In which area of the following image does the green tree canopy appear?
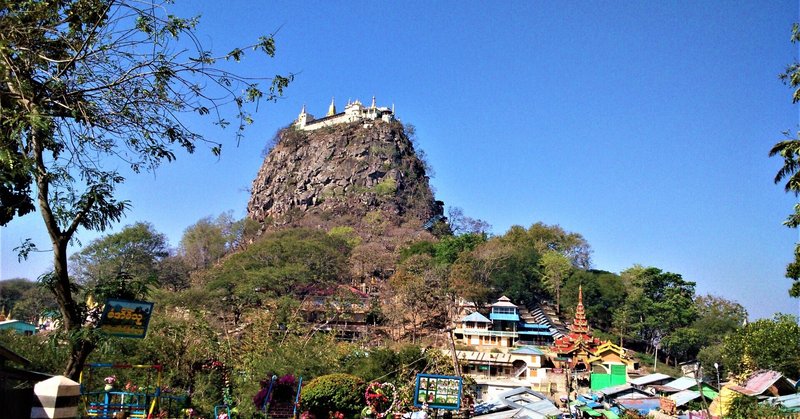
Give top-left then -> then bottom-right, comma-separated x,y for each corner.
300,373 -> 366,418
721,314 -> 800,379
0,0 -> 290,378
204,228 -> 352,310
620,266 -> 697,353
70,222 -> 169,301
539,250 -> 572,312
769,23 -> 800,298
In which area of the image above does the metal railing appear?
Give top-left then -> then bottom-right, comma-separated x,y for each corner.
453,328 -> 518,338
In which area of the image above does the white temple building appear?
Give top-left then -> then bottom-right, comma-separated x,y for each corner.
294,97 -> 395,131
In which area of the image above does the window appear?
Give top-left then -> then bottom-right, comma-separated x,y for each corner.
493,307 -> 517,315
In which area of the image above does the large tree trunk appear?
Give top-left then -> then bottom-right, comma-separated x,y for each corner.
34,130 -> 96,380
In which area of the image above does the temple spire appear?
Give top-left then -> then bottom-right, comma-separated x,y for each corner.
570,285 -> 590,335
327,97 -> 336,116
371,95 -> 376,109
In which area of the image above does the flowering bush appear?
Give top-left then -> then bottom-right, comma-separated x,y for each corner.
217,413 -> 229,419
124,381 -> 138,392
273,373 -> 297,402
364,382 -> 396,418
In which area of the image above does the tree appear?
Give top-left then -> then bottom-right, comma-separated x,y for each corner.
203,228 -> 351,323
539,250 -> 572,312
0,278 -> 36,314
0,0 -> 290,379
721,314 -> 800,379
770,23 -> 800,298
691,294 -> 747,345
179,215 -> 230,271
621,266 -> 697,354
387,254 -> 449,342
526,222 -> 592,269
70,222 -> 169,299
447,206 -> 491,235
156,255 -> 191,292
8,282 -> 59,323
561,270 -> 627,330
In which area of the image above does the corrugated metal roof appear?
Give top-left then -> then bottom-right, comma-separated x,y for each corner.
602,410 -> 620,419
511,346 -> 545,355
615,398 -> 661,414
766,393 -> 800,411
462,311 -> 492,323
520,323 -> 550,330
630,373 -> 673,386
598,383 -> 633,396
473,387 -> 559,418
516,331 -> 551,336
742,370 -> 788,394
669,390 -> 701,406
577,406 -> 602,416
663,376 -> 699,391
492,296 -> 518,307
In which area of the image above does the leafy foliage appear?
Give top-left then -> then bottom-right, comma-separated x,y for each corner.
300,373 -> 366,418
725,393 -> 791,419
179,212 -> 258,271
770,23 -> 800,298
204,228 -> 352,311
721,314 -> 800,379
0,0 -> 290,378
70,222 -> 168,301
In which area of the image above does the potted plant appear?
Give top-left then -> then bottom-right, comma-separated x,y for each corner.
104,375 -> 117,391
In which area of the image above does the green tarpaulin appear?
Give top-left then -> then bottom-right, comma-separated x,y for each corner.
577,406 -> 602,417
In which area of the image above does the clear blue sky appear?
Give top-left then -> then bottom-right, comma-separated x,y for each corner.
2,1 -> 799,319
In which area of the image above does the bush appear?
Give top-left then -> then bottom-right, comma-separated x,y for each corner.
301,373 -> 365,418
372,178 -> 397,197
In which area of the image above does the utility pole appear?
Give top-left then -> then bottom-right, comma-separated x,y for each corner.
446,328 -> 460,377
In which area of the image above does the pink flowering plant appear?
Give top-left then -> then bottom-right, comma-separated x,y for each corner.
363,382 -> 396,418
104,375 -> 117,385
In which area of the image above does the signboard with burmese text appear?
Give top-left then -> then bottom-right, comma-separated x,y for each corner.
98,299 -> 154,338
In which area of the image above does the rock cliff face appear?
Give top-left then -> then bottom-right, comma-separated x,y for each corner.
247,120 -> 443,234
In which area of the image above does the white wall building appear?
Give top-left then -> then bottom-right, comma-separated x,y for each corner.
295,97 -> 395,131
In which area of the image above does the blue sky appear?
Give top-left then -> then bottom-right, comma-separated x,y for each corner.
2,1 -> 799,319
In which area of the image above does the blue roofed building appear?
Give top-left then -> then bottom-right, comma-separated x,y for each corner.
0,320 -> 37,335
454,296 -> 556,349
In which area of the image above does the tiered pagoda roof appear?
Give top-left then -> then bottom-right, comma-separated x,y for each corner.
551,286 -> 602,365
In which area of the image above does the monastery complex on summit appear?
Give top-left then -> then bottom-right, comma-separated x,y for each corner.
295,97 -> 395,131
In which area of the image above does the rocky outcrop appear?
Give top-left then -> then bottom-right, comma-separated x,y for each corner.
247,119 -> 443,233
